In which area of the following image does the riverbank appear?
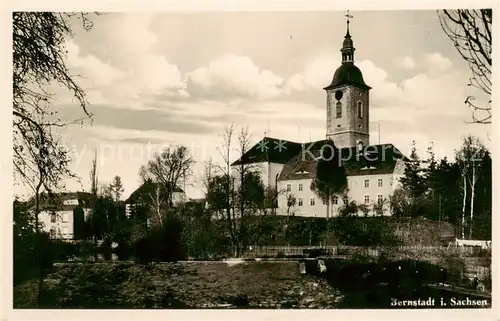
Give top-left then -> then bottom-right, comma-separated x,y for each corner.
14,261 -> 342,309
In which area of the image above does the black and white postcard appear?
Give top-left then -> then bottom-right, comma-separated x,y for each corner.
2,1 -> 498,321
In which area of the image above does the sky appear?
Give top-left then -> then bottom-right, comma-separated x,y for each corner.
12,10 -> 492,200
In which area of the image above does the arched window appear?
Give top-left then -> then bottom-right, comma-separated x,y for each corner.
357,101 -> 363,118
336,102 -> 342,118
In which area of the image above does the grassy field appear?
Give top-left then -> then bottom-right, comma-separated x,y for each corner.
14,261 -> 342,309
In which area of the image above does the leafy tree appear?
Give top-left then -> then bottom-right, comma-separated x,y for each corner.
206,174 -> 232,218
311,139 -> 347,218
239,171 -> 265,212
438,9 -> 492,124
108,176 -> 125,202
400,141 -> 426,200
339,199 -> 359,217
358,204 -> 370,217
372,198 -> 389,216
389,188 -> 410,218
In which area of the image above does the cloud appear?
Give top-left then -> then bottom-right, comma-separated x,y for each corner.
399,56 -> 416,70
424,52 -> 453,72
285,53 -> 337,92
187,54 -> 284,100
63,13 -> 187,108
66,40 -> 126,87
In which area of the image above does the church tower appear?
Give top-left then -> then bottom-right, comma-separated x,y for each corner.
324,12 -> 371,148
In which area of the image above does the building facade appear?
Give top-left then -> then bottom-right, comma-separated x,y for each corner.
231,16 -> 407,217
125,181 -> 186,218
38,192 -> 92,240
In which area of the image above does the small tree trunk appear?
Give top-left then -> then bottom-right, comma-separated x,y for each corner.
34,187 -> 44,307
469,166 -> 476,239
461,174 -> 467,239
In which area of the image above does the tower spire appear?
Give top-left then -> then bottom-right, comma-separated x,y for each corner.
341,10 -> 355,63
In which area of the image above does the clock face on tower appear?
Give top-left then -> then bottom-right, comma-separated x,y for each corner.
335,90 -> 343,101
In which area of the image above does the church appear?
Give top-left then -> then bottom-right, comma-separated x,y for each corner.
232,15 -> 407,217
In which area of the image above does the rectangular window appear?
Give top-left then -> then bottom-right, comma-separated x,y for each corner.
62,226 -> 69,236
364,179 -> 370,188
310,197 -> 315,206
343,195 -> 349,204
332,196 -> 338,205
62,212 -> 69,223
298,184 -> 303,191
377,194 -> 383,204
357,101 -> 363,118
298,198 -> 303,206
286,184 -> 291,192
336,102 -> 342,118
364,195 -> 370,204
378,178 -> 383,187
50,213 -> 56,223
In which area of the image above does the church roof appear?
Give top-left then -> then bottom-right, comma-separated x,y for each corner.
232,137 -> 407,172
231,137 -> 303,166
324,62 -> 371,90
278,143 -> 407,181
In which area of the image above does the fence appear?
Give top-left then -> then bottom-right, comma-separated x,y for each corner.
242,245 -> 491,259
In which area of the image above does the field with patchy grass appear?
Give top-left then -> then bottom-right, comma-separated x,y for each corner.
14,261 -> 342,309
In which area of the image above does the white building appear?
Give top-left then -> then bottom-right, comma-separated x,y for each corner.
231,17 -> 407,217
38,192 -> 92,240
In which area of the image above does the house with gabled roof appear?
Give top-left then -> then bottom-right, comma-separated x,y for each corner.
124,181 -> 186,218
231,17 -> 408,217
36,191 -> 93,240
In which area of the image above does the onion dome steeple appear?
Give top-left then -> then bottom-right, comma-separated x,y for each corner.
324,10 -> 371,91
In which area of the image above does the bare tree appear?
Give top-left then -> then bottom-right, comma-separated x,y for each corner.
88,149 -> 99,260
20,112 -> 76,305
216,124 -> 239,256
13,12 -> 99,189
235,127 -> 256,218
140,146 -> 194,207
438,9 -> 492,124
149,184 -> 166,227
201,157 -> 217,196
455,136 -> 488,239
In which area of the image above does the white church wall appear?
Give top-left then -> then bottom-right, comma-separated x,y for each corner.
231,162 -> 284,191
345,173 -> 394,215
277,178 -> 327,217
277,172 -> 396,217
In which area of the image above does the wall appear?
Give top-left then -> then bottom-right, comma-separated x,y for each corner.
326,85 -> 370,148
39,210 -> 74,240
277,178 -> 326,217
232,162 -> 284,191
277,173 -> 396,217
345,173 -> 394,215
